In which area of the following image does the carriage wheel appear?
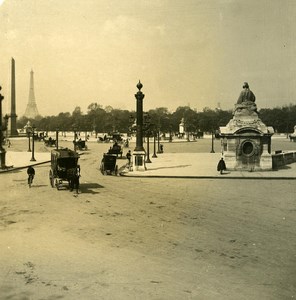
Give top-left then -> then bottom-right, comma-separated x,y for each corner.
55,179 -> 60,190
100,163 -> 104,175
49,170 -> 54,188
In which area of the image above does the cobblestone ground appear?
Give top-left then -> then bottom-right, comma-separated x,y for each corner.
0,137 -> 296,299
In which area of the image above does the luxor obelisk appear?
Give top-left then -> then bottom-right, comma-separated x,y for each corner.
9,57 -> 18,136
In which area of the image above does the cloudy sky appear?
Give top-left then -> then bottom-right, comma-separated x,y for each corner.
0,0 -> 295,117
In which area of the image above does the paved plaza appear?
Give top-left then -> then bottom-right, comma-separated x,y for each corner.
3,146 -> 296,179
0,137 -> 296,299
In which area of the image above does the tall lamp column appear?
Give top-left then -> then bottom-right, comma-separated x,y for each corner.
145,132 -> 152,163
144,113 -> 151,163
73,126 -> 77,152
152,127 -> 157,158
210,129 -> 215,153
133,81 -> 146,171
30,125 -> 36,161
157,129 -> 161,153
25,121 -> 32,152
4,114 -> 9,144
56,128 -> 59,150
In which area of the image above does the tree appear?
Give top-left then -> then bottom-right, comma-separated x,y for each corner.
86,102 -> 106,133
171,106 -> 199,135
71,106 -> 84,130
147,107 -> 171,133
197,108 -> 218,133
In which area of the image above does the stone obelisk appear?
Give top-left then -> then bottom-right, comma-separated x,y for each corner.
24,70 -> 39,119
9,57 -> 18,136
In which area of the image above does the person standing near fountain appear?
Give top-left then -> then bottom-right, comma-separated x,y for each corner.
217,157 -> 227,174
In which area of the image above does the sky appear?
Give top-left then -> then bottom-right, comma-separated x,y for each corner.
0,0 -> 295,117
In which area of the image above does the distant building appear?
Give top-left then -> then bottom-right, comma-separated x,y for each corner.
24,69 -> 39,119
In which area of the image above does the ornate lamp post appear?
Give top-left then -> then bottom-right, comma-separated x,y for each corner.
157,128 -> 161,154
25,121 -> 32,152
133,81 -> 146,171
210,129 -> 215,153
4,114 -> 9,143
73,125 -> 77,152
0,86 -> 7,169
145,131 -> 151,163
156,116 -> 162,154
152,125 -> 157,158
56,128 -> 59,150
186,123 -> 190,142
144,113 -> 151,163
169,124 -> 173,142
30,124 -> 36,161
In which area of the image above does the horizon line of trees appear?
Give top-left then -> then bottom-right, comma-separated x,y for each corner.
16,103 -> 296,135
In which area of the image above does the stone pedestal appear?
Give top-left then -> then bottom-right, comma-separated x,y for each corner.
0,148 -> 6,169
220,101 -> 274,171
133,150 -> 146,171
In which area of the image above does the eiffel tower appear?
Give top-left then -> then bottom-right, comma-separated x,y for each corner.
24,69 -> 39,118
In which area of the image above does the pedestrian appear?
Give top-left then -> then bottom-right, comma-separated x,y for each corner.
7,138 -> 11,147
27,165 -> 35,186
69,165 -> 81,194
160,144 -> 164,153
126,150 -> 131,169
217,157 -> 226,174
73,165 -> 81,194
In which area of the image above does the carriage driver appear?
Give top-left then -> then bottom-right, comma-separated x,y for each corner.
69,165 -> 81,194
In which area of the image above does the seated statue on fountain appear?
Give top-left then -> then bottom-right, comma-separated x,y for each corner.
234,82 -> 258,116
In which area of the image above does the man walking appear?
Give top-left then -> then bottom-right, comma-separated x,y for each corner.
217,157 -> 226,175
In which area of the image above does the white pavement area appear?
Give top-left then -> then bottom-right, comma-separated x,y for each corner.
121,152 -> 296,178
2,150 -> 296,178
5,151 -> 51,169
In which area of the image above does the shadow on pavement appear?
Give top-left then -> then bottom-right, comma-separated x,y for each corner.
147,164 -> 191,170
80,183 -> 104,194
0,169 -> 22,174
30,184 -> 48,188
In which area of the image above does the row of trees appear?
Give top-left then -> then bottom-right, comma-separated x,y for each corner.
16,103 -> 296,135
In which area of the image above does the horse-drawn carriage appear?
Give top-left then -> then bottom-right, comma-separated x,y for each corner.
100,153 -> 118,175
44,137 -> 56,147
49,148 -> 79,190
107,142 -> 123,158
73,139 -> 88,151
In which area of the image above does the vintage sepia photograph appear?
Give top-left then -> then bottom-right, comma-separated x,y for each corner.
0,0 -> 296,299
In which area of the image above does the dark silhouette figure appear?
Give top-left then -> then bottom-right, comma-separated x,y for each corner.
69,165 -> 80,194
126,150 -> 132,169
126,150 -> 131,162
27,165 -> 35,185
217,158 -> 226,174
